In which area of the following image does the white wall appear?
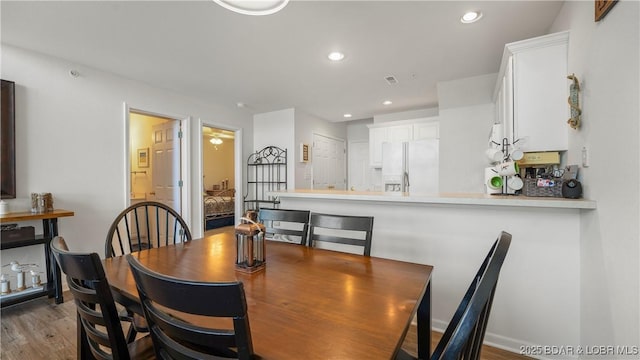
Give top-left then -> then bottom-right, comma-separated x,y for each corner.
437,74 -> 498,193
346,119 -> 372,142
550,0 -> 640,353
373,107 -> 438,123
294,109 -> 347,189
253,108 -> 347,191
253,108 -> 295,190
0,45 -> 252,267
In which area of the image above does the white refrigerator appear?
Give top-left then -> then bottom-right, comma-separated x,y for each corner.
381,139 -> 439,194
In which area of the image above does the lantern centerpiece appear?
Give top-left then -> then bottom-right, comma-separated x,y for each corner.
235,211 -> 266,273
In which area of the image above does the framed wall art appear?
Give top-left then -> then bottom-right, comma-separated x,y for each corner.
137,148 -> 149,168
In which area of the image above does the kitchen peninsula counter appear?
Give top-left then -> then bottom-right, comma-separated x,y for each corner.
267,188 -> 589,351
267,189 -> 596,209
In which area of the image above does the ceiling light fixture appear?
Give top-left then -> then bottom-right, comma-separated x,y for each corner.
213,0 -> 289,16
343,113 -> 352,118
383,100 -> 393,105
210,137 -> 223,145
461,11 -> 483,24
328,52 -> 345,61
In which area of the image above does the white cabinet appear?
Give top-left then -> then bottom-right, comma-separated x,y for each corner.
369,127 -> 388,168
413,122 -> 439,140
387,124 -> 413,143
495,31 -> 569,152
368,119 -> 438,167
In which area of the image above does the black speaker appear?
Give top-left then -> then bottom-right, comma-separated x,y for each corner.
562,179 -> 583,199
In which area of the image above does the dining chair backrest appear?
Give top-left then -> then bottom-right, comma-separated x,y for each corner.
105,201 -> 192,258
126,254 -> 255,360
50,236 -> 153,360
258,208 -> 310,245
396,231 -> 511,360
308,213 -> 374,256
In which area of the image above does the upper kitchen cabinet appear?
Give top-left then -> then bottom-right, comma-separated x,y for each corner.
495,31 -> 569,152
413,121 -> 440,140
368,118 -> 439,167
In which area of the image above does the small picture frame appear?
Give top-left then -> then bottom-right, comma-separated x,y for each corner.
595,0 -> 617,21
300,143 -> 309,162
137,148 -> 149,168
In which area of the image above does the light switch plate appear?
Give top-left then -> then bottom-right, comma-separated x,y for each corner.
582,147 -> 590,168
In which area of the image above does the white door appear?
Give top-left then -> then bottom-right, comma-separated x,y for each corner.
151,120 -> 181,212
348,141 -> 374,191
312,134 -> 346,190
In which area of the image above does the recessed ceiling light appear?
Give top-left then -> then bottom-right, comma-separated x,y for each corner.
213,0 -> 289,16
343,113 -> 352,118
383,100 -> 392,105
461,11 -> 483,24
328,52 -> 345,61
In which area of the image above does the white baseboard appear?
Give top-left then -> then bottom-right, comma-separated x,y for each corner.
431,318 -> 579,360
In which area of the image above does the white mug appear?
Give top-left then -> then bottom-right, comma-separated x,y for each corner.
484,167 -> 503,194
495,161 -> 519,176
507,176 -> 524,191
510,148 -> 524,161
485,148 -> 504,163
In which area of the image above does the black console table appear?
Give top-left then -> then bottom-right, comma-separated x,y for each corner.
0,209 -> 74,307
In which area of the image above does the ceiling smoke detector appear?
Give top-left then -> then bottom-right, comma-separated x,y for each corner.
384,75 -> 398,85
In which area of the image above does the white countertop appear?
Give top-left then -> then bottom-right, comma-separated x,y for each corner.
267,189 -> 596,209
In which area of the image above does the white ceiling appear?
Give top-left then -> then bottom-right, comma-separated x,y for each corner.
1,1 -> 563,122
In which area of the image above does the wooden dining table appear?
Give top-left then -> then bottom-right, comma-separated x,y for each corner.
103,232 -> 433,359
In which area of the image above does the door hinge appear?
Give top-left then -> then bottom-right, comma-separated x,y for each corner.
178,180 -> 183,187
178,130 -> 183,138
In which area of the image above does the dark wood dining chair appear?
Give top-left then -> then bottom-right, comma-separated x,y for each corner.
396,231 -> 512,360
258,208 -> 310,245
50,236 -> 154,360
105,201 -> 192,342
105,201 -> 192,258
308,213 -> 374,256
126,254 -> 255,360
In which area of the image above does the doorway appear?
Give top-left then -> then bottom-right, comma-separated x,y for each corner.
128,110 -> 183,212
202,126 -> 236,232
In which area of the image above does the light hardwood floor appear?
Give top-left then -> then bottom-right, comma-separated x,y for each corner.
1,291 -> 531,360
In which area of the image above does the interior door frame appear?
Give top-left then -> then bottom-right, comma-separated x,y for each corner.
123,102 -> 191,227
197,119 -> 243,238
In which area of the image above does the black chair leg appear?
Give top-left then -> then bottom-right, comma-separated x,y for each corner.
126,325 -> 137,343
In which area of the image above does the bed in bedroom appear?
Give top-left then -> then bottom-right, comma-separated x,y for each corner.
204,188 -> 235,230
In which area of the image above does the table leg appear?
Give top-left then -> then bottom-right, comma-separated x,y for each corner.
417,280 -> 432,359
42,218 -> 64,304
